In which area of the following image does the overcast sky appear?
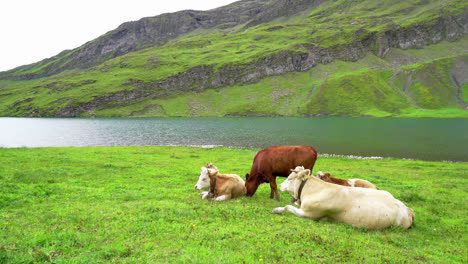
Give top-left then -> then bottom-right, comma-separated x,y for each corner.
0,0 -> 238,72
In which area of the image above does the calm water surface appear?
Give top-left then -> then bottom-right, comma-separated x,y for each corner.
0,117 -> 467,161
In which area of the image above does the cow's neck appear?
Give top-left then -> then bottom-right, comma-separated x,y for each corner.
209,177 -> 217,198
294,178 -> 308,201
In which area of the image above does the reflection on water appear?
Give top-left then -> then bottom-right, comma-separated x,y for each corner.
0,117 -> 467,161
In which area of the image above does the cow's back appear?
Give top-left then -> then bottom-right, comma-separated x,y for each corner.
333,188 -> 413,229
253,146 -> 317,176
216,174 -> 246,198
350,179 -> 379,189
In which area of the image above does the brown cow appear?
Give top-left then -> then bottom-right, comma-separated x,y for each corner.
317,171 -> 380,189
194,163 -> 246,201
245,145 -> 317,201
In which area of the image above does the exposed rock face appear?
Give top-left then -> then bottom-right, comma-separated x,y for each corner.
374,14 -> 468,58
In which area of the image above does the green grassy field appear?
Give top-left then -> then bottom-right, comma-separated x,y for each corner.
0,146 -> 466,263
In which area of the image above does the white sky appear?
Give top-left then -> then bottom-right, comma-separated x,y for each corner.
0,0 -> 238,72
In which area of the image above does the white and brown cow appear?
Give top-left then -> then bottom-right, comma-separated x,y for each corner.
317,171 -> 380,190
194,163 -> 246,201
273,167 -> 415,229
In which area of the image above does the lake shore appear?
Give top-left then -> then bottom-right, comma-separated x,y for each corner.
0,146 -> 466,263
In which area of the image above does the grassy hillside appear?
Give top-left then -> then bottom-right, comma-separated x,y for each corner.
69,42 -> 468,118
0,146 -> 466,263
0,0 -> 467,117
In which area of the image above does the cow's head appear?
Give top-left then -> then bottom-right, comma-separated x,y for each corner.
279,166 -> 310,195
245,172 -> 267,197
195,167 -> 218,190
316,171 -> 331,181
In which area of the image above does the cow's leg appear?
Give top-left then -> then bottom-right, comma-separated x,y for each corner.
200,192 -> 210,199
272,206 -> 286,214
283,205 -> 308,218
284,205 -> 324,220
214,194 -> 231,201
273,205 -> 308,217
269,177 -> 280,201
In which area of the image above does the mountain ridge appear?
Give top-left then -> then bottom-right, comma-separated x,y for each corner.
0,0 -> 324,80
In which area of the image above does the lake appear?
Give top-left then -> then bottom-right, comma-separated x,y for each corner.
0,117 -> 467,161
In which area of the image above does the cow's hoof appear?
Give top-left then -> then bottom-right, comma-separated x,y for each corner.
272,207 -> 285,214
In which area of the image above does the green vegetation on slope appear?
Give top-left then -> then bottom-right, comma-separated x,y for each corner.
83,50 -> 468,118
1,41 -> 467,118
0,0 -> 467,117
0,146 -> 466,263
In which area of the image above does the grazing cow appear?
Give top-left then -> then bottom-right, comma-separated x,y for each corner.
245,145 -> 317,201
272,167 -> 415,229
317,171 -> 380,190
194,163 -> 246,201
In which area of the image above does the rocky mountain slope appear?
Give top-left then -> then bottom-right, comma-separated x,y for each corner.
0,0 -> 467,117
0,0 -> 323,80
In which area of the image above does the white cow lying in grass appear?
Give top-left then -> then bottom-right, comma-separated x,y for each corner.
194,163 -> 246,201
273,166 -> 415,229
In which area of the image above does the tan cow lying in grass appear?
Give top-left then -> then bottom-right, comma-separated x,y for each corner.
273,166 -> 415,229
194,163 -> 246,201
317,171 -> 380,189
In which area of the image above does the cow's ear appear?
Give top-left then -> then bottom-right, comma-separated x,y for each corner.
245,173 -> 250,180
302,169 -> 311,179
208,169 -> 218,178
